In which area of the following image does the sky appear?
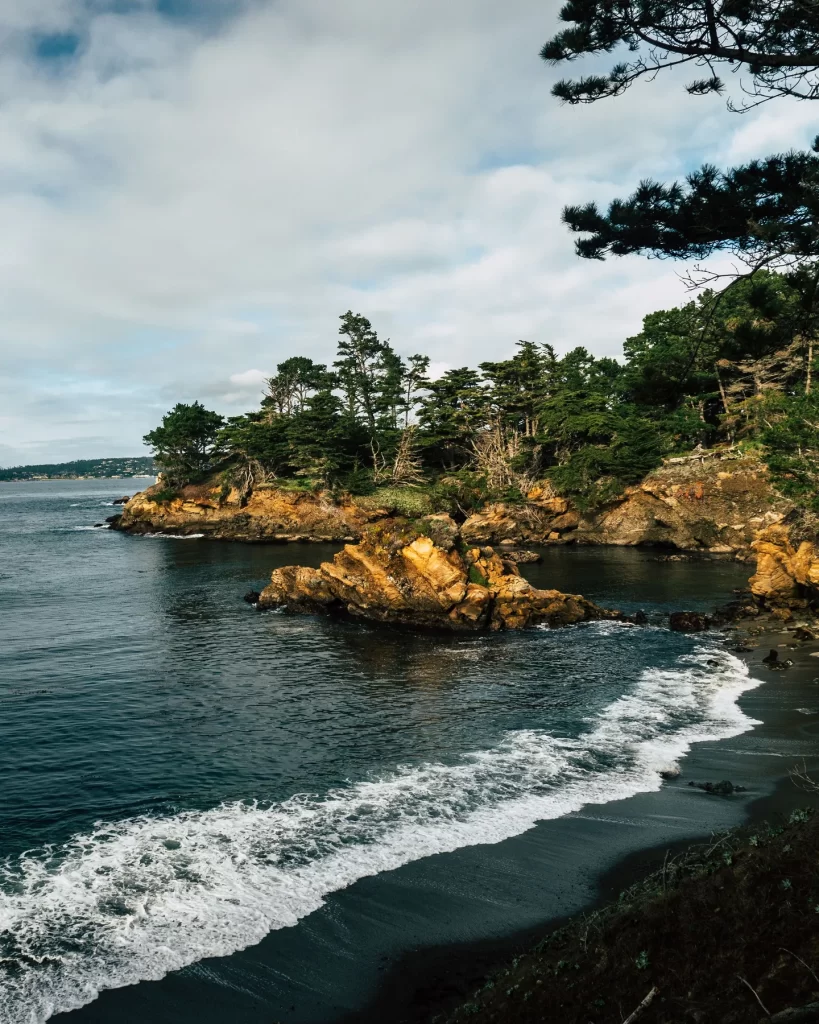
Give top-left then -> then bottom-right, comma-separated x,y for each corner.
0,0 -> 817,465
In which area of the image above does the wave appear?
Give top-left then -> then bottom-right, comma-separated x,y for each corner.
142,532 -> 205,540
0,643 -> 758,1023
71,525 -> 109,531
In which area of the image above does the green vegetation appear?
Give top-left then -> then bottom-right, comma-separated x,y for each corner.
144,282 -> 819,512
142,402 -> 225,488
0,457 -> 156,481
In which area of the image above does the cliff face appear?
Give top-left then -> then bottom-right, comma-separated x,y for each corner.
115,480 -> 382,541
258,514 -> 621,632
750,514 -> 819,611
462,455 -> 785,556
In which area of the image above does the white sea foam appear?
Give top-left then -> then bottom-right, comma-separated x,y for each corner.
142,532 -> 205,539
0,643 -> 758,1023
71,525 -> 109,531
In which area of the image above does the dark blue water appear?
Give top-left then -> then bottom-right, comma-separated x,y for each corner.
0,481 -> 755,1023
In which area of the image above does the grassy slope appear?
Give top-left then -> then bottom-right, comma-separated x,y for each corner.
443,810 -> 819,1024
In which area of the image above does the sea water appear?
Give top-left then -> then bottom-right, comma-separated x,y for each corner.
0,480 -> 756,1023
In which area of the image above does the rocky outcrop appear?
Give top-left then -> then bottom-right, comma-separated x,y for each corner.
463,455 -> 785,556
114,453 -> 783,557
258,514 -> 623,632
750,513 -> 819,612
114,479 -> 382,542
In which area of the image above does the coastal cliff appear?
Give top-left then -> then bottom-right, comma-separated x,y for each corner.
113,453 -> 784,557
462,454 -> 785,555
258,514 -> 622,631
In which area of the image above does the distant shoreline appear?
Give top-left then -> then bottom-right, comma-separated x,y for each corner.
0,475 -> 155,482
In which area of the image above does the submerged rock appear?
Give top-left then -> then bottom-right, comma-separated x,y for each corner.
257,514 -> 624,632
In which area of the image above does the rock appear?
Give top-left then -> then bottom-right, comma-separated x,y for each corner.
750,513 -> 819,611
257,515 -> 622,632
111,496 -> 131,505
793,626 -> 817,641
115,478 -> 381,542
659,765 -> 681,780
243,590 -> 261,605
632,609 -> 649,625
105,514 -> 121,524
688,780 -> 746,795
762,649 -> 780,664
500,549 -> 542,564
669,610 -> 712,632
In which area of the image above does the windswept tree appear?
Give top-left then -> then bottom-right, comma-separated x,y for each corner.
143,402 -> 224,486
400,354 -> 431,427
263,357 -> 333,418
561,144 -> 819,275
334,311 -> 392,434
541,0 -> 819,110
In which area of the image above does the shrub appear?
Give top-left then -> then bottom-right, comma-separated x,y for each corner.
355,486 -> 435,517
150,487 -> 178,504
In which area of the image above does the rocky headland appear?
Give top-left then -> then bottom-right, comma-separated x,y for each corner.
113,452 -> 784,557
257,514 -> 623,631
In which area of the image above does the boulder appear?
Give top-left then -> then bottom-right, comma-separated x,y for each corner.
500,549 -> 542,564
257,515 -> 623,632
669,610 -> 712,632
111,496 -> 130,505
750,515 -> 819,609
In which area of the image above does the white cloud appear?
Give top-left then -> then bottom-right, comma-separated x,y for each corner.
0,0 -> 815,463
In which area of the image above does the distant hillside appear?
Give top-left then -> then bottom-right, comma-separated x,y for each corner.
0,457 -> 157,481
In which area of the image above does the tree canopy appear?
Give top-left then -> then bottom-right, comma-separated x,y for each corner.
143,402 -> 225,486
541,0 -> 819,110
143,277 -> 819,513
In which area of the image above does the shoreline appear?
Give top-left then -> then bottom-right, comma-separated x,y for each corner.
347,623 -> 819,1024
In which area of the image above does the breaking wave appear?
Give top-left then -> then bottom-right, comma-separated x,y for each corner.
0,643 -> 758,1023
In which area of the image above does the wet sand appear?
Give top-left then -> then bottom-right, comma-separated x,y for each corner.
61,625 -> 819,1024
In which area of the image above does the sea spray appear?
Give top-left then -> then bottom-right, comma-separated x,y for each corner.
0,643 -> 758,1024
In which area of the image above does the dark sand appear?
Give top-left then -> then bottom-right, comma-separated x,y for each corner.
61,624 -> 819,1024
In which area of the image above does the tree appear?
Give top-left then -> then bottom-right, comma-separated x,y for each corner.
285,387 -> 367,486
400,353 -> 431,427
541,0 -> 819,110
416,367 -> 486,469
760,391 -> 819,511
219,412 -> 291,493
263,357 -> 333,418
562,145 -> 819,271
334,311 -> 391,434
143,402 -> 224,486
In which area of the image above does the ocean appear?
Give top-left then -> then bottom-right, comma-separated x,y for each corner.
0,480 -> 767,1023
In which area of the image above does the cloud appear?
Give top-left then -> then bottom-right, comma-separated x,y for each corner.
0,0 -> 815,463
